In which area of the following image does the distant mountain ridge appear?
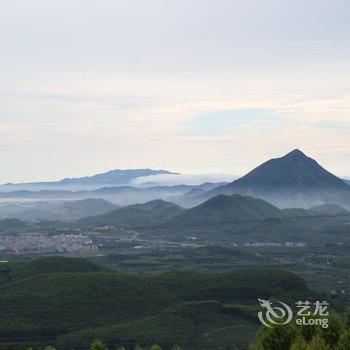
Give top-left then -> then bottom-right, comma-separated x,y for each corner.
0,169 -> 177,191
309,203 -> 349,215
0,183 -> 228,210
0,198 -> 118,221
198,149 -> 350,208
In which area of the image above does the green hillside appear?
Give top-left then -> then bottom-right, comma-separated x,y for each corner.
168,194 -> 286,227
0,256 -> 314,349
78,199 -> 184,228
0,256 -> 110,285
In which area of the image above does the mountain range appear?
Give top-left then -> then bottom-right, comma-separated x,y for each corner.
0,182 -> 225,209
0,198 -> 118,221
0,149 -> 349,222
0,169 -> 177,191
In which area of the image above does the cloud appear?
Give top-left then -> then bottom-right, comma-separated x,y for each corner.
132,173 -> 237,186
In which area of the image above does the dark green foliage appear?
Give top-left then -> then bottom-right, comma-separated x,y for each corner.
336,330 -> 350,350
255,325 -> 296,350
0,272 -> 178,337
0,256 -> 110,285
223,304 -> 261,323
168,194 -> 286,226
11,256 -> 110,280
56,307 -> 194,348
0,256 -> 312,349
317,313 -> 344,348
152,268 -> 310,303
306,336 -> 331,350
290,337 -> 307,350
253,308 -> 349,350
94,245 -> 264,273
91,339 -> 107,350
78,200 -> 184,228
149,345 -> 162,350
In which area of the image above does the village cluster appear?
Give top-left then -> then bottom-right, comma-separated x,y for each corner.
0,233 -> 95,253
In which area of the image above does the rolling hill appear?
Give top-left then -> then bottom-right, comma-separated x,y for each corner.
78,199 -> 185,228
0,218 -> 30,231
168,194 -> 286,226
199,149 -> 350,208
0,256 -> 110,285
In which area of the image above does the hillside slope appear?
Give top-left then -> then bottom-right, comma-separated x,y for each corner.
168,194 -> 285,226
78,199 -> 184,228
0,257 -> 311,348
0,256 -> 110,285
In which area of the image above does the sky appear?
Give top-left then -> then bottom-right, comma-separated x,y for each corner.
1,0 -> 350,183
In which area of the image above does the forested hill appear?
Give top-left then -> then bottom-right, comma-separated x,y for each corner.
0,256 -> 313,349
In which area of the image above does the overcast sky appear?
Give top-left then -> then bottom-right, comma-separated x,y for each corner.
1,0 -> 350,182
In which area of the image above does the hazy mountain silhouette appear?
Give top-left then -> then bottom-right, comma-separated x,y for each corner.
0,169 -> 177,191
2,198 -> 118,221
0,183 -> 225,207
196,149 -> 350,208
309,203 -> 349,215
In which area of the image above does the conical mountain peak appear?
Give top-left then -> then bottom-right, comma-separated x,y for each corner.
203,149 -> 350,208
284,149 -> 308,159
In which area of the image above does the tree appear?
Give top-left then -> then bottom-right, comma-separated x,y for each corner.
296,316 -> 318,342
290,337 -> 307,350
306,336 -> 330,350
134,345 -> 142,350
336,330 -> 350,350
254,325 -> 296,350
149,345 -> 162,350
346,308 -> 350,328
91,339 -> 108,350
317,313 -> 344,347
116,347 -> 126,350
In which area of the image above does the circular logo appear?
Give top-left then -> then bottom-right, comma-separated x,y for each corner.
258,298 -> 293,328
